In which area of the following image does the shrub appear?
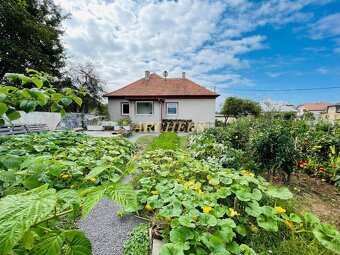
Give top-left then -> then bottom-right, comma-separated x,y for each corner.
249,122 -> 297,182
118,117 -> 132,126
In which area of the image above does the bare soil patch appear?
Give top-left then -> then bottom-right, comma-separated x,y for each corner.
288,173 -> 340,229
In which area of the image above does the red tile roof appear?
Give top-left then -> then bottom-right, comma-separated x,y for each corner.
104,73 -> 219,98
301,102 -> 332,111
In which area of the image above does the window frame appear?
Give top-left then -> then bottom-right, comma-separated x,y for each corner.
121,102 -> 130,115
166,102 -> 178,115
135,101 -> 154,115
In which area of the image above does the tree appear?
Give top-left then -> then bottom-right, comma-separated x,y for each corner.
221,97 -> 261,123
0,0 -> 66,77
65,62 -> 107,114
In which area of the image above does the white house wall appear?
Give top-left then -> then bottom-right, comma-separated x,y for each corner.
108,98 -> 215,128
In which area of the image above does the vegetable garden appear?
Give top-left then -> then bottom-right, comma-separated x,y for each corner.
0,100 -> 339,254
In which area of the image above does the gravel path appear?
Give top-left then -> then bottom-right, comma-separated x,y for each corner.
78,133 -> 155,255
78,199 -> 141,255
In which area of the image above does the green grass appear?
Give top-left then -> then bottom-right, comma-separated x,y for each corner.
146,132 -> 180,151
135,135 -> 157,149
179,135 -> 189,149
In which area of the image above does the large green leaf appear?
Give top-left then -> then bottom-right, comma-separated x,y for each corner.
107,184 -> 138,210
199,213 -> 217,227
31,77 -> 43,89
265,186 -> 293,200
29,232 -> 64,255
160,243 -> 184,255
6,108 -> 21,121
63,230 -> 92,255
85,165 -> 110,179
0,171 -> 16,182
0,189 -> 57,254
170,227 -> 194,244
0,102 -> 8,115
0,154 -> 22,170
20,99 -> 37,113
82,186 -> 106,218
256,215 -> 278,232
313,224 -> 340,254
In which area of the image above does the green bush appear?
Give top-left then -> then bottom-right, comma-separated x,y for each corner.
249,122 -> 297,182
146,132 -> 180,151
123,223 -> 150,255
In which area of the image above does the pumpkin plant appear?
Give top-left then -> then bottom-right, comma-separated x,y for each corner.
132,149 -> 340,255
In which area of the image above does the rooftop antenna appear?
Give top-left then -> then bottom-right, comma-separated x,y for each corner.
214,86 -> 216,92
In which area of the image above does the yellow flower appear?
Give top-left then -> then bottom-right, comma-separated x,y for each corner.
198,189 -> 204,195
274,206 -> 286,214
240,170 -> 254,177
284,219 -> 294,229
151,190 -> 159,195
229,208 -> 240,217
145,204 -> 153,212
192,215 -> 198,220
165,216 -> 171,222
249,223 -> 259,233
61,173 -> 71,179
203,206 -> 212,214
90,177 -> 96,182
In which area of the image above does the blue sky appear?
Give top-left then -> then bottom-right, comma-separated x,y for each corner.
55,0 -> 340,107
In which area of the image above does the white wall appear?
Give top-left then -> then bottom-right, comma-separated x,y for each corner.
108,98 -> 216,130
8,111 -> 62,130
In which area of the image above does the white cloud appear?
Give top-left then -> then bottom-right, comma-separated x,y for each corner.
266,72 -> 286,78
316,67 -> 329,74
53,0 -> 329,92
309,13 -> 340,39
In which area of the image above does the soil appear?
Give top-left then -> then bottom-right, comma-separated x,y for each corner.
288,173 -> 340,229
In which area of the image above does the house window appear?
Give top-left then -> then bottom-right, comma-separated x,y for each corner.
136,101 -> 153,115
121,102 -> 130,115
167,102 -> 178,115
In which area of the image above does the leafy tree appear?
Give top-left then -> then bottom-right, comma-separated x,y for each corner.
0,69 -> 82,126
64,62 -> 107,114
221,97 -> 261,123
303,111 -> 315,120
0,0 -> 66,77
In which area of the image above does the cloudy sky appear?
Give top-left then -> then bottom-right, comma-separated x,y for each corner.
54,0 -> 340,107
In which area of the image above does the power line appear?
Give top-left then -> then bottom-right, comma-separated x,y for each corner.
226,86 -> 340,92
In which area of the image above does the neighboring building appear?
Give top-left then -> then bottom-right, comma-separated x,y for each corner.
296,102 -> 332,119
322,104 -> 340,122
260,98 -> 296,112
104,71 -> 219,131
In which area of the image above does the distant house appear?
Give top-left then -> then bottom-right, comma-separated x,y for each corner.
296,102 -> 332,119
104,71 -> 219,131
322,104 -> 340,122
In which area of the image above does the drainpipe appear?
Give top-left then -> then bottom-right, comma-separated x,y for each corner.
158,98 -> 164,131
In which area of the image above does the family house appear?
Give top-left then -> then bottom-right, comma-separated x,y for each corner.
322,104 -> 340,122
104,71 -> 219,131
296,102 -> 332,119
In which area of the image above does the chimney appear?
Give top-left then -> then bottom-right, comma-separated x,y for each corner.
145,71 -> 150,80
182,72 -> 186,79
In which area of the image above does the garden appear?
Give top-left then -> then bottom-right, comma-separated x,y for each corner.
0,71 -> 339,255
